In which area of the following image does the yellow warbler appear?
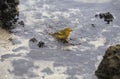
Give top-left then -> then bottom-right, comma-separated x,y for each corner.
49,27 -> 72,42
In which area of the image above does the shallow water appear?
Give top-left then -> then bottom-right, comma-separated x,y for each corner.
0,0 -> 120,79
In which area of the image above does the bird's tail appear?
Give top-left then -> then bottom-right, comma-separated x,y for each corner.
48,33 -> 54,36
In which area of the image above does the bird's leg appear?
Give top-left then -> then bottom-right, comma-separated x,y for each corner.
58,39 -> 69,44
62,39 -> 69,44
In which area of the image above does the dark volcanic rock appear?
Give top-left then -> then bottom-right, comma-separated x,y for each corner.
95,12 -> 114,24
7,0 -> 19,5
95,44 -> 120,79
0,0 -> 19,30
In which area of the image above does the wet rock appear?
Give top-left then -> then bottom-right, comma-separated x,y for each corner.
95,44 -> 120,79
37,41 -> 45,48
29,38 -> 37,43
0,53 -> 21,62
18,20 -> 24,27
29,38 -> 45,48
12,46 -> 28,52
41,67 -> 54,75
10,59 -> 37,77
95,12 -> 114,24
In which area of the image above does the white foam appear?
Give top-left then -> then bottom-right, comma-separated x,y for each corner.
0,61 -> 14,79
76,75 -> 84,79
33,61 -> 68,79
45,74 -> 68,79
74,0 -> 112,3
61,45 -> 78,51
95,55 -> 103,69
89,37 -> 106,49
19,4 -> 28,11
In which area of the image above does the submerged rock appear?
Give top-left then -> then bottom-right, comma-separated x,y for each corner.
29,38 -> 38,43
95,12 -> 114,24
29,38 -> 45,48
37,41 -> 45,48
95,44 -> 120,79
18,20 -> 24,27
91,24 -> 96,27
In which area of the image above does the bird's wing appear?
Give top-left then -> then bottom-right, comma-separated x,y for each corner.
57,31 -> 63,35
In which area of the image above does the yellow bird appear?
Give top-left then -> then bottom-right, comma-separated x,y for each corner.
49,27 -> 72,42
